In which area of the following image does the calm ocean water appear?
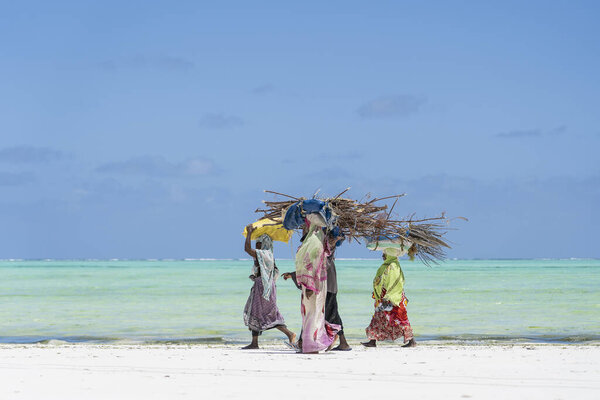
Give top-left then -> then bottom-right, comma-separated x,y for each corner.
1,259 -> 599,345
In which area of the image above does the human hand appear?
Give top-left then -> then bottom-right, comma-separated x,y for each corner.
381,300 -> 393,311
246,224 -> 254,234
282,272 -> 292,280
305,289 -> 314,299
328,236 -> 338,248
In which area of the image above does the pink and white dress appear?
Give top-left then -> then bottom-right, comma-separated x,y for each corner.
295,227 -> 340,353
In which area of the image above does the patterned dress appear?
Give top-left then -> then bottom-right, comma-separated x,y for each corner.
296,227 -> 340,352
365,291 -> 413,342
365,255 -> 414,343
243,266 -> 286,333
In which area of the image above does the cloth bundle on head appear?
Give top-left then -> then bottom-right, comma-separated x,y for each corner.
328,226 -> 345,247
242,219 -> 292,243
366,236 -> 413,257
254,234 -> 276,300
283,199 -> 335,230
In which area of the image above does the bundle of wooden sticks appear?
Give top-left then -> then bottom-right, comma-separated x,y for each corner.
256,189 -> 465,264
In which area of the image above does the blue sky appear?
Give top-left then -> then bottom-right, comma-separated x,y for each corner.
1,1 -> 598,259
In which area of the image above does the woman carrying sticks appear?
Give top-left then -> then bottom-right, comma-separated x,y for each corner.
323,229 -> 351,351
283,228 -> 351,351
242,224 -> 296,349
293,216 -> 340,353
362,247 -> 417,348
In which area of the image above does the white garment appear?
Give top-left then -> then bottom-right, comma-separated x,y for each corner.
255,249 -> 277,300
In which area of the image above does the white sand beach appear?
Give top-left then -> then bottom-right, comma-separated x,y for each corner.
1,343 -> 599,399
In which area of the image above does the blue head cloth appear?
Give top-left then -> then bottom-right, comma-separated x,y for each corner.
283,199 -> 335,230
330,226 -> 345,247
283,201 -> 305,230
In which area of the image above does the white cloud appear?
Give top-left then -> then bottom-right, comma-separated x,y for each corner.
198,113 -> 244,129
357,95 -> 426,118
96,156 -> 217,178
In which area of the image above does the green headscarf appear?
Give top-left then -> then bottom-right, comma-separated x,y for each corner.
372,253 -> 405,306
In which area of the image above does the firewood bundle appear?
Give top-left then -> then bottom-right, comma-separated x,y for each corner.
255,189 -> 464,264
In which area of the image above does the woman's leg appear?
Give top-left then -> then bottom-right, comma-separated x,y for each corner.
396,296 -> 415,347
363,309 -> 385,347
325,292 -> 351,350
275,325 -> 296,343
241,330 -> 260,349
336,333 -> 351,350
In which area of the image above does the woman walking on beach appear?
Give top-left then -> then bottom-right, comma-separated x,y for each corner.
323,231 -> 351,351
242,224 -> 295,349
295,218 -> 340,353
362,248 -> 416,348
282,230 -> 350,351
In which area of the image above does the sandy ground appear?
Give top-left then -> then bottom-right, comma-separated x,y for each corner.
1,343 -> 599,399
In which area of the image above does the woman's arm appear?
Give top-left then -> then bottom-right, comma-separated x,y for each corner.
283,272 -> 312,296
282,272 -> 301,289
244,224 -> 257,259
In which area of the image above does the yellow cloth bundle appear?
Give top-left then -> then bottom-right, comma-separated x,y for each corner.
242,219 -> 293,243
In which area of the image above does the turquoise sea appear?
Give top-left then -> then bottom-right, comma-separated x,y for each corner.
1,259 -> 599,344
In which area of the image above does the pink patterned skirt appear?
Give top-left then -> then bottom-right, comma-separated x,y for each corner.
300,282 -> 340,353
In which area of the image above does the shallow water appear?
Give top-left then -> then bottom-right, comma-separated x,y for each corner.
1,259 -> 599,344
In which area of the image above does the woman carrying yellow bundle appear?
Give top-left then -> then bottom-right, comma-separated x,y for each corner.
242,224 -> 295,349
362,247 -> 417,348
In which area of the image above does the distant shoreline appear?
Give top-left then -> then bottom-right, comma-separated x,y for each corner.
2,258 -> 599,262
2,335 -> 599,346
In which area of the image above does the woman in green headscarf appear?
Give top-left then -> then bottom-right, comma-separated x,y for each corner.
362,246 -> 417,348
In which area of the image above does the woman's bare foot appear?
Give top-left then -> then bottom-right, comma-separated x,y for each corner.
332,344 -> 352,351
326,334 -> 339,351
332,334 -> 351,350
283,333 -> 299,351
241,343 -> 259,349
288,332 -> 297,345
361,339 -> 376,348
401,338 -> 417,348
